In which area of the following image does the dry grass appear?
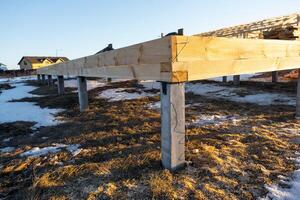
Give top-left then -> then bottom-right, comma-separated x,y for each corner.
0,79 -> 299,199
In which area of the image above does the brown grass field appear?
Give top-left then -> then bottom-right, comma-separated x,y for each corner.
0,79 -> 300,199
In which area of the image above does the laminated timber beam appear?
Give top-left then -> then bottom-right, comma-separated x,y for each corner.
37,36 -> 300,83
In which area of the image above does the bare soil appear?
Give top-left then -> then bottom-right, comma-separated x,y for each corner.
0,80 -> 299,200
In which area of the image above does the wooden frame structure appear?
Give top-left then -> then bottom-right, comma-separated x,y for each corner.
196,13 -> 300,39
38,35 -> 300,82
37,14 -> 300,171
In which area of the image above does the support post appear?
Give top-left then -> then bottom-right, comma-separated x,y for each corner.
272,71 -> 278,83
37,74 -> 41,82
233,75 -> 240,86
160,82 -> 185,170
296,69 -> 300,119
41,74 -> 46,84
57,75 -> 65,95
77,76 -> 89,111
222,76 -> 227,83
106,77 -> 112,83
47,75 -> 53,86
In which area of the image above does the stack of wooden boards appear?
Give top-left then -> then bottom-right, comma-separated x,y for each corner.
263,26 -> 298,40
196,13 -> 300,40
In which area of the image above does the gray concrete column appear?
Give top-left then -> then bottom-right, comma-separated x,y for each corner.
233,75 -> 240,86
106,77 -> 112,83
272,71 -> 278,83
41,74 -> 46,84
57,75 -> 65,95
160,82 -> 185,170
37,74 -> 41,82
296,69 -> 300,119
77,76 -> 89,111
47,75 -> 53,86
222,76 -> 227,83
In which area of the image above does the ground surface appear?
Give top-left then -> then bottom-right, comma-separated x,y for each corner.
0,77 -> 300,200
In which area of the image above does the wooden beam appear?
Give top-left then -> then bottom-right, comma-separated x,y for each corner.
37,36 -> 300,83
172,36 -> 300,82
38,36 -> 173,82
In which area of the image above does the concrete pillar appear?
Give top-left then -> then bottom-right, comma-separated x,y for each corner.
57,75 -> 65,95
106,77 -> 112,83
296,69 -> 300,119
222,76 -> 227,83
160,82 -> 185,170
233,75 -> 240,86
47,75 -> 53,86
37,74 -> 41,82
272,71 -> 278,83
77,76 -> 89,111
41,74 -> 46,84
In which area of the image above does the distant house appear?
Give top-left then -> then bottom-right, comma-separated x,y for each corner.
0,63 -> 7,71
18,56 -> 69,70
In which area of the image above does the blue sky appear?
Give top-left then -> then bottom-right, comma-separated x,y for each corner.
1,0 -> 300,69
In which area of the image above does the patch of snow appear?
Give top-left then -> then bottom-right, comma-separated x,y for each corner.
186,82 -> 295,106
262,156 -> 300,200
147,102 -> 161,110
66,144 -> 82,156
0,81 -> 63,127
187,114 -> 240,127
98,88 -> 157,102
20,143 -> 81,157
140,80 -> 161,90
3,137 -> 12,142
0,76 -> 36,84
62,79 -> 106,91
20,146 -> 61,157
146,102 -> 203,110
0,147 -> 15,153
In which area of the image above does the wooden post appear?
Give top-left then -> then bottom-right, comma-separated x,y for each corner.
37,74 -> 41,82
296,69 -> 300,119
41,74 -> 46,84
57,75 -> 65,95
233,75 -> 240,86
160,82 -> 185,170
77,76 -> 89,111
222,76 -> 227,83
272,71 -> 278,83
47,75 -> 53,86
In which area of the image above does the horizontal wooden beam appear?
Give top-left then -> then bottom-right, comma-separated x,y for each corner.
37,36 -> 300,83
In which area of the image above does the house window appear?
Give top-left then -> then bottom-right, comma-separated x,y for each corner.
24,61 -> 27,65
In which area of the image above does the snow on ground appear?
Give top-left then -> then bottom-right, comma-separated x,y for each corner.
140,80 -> 161,90
98,88 -> 157,102
262,152 -> 300,200
0,76 -> 36,84
186,82 -> 295,106
0,77 -> 63,127
61,78 -> 106,91
20,143 -> 81,157
187,114 -> 240,127
0,147 -> 15,153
